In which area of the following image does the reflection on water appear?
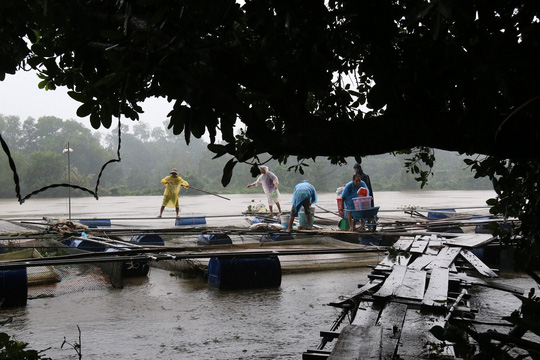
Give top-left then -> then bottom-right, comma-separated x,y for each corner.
4,267 -> 373,360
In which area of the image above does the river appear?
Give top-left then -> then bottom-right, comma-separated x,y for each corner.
0,190 -> 533,359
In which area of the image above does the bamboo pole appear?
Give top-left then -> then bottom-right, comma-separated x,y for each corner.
185,186 -> 230,200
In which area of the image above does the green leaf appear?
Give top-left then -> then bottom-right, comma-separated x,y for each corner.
90,112 -> 101,129
67,91 -> 90,103
221,158 -> 237,187
76,103 -> 93,117
208,144 -> 229,159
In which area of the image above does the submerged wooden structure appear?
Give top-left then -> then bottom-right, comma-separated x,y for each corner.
303,233 -> 529,359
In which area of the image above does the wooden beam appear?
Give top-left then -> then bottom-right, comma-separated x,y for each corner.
422,267 -> 449,308
459,249 -> 498,278
395,268 -> 426,301
379,302 -> 408,359
374,265 -> 407,298
327,324 -> 381,360
397,309 -> 455,359
443,233 -> 494,248
426,246 -> 461,269
410,236 -> 429,254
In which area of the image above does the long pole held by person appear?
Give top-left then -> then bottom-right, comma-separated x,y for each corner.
185,185 -> 230,201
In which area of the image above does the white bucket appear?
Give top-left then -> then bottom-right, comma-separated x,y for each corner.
280,215 -> 290,229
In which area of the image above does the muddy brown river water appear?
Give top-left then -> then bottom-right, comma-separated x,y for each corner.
1,191 -> 534,359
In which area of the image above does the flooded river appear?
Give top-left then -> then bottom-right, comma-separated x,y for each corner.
1,190 -> 534,359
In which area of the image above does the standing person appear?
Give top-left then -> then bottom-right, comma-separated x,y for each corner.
340,174 -> 369,231
246,165 -> 282,217
286,180 -> 317,232
353,163 -> 374,206
158,168 -> 189,218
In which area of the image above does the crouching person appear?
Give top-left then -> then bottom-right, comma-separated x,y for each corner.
286,181 -> 317,232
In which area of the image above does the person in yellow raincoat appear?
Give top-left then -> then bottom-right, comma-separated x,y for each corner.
158,168 -> 189,218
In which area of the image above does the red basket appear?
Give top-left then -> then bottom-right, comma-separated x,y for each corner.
336,198 -> 344,217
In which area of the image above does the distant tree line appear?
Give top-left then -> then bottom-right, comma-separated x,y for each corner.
0,114 -> 492,199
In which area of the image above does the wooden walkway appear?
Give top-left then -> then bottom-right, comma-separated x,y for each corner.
303,233 -> 526,359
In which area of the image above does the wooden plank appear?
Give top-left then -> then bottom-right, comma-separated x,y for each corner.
449,273 -> 525,295
327,324 -> 381,360
378,302 -> 408,360
410,236 -> 429,254
459,249 -> 498,278
351,304 -> 382,326
374,255 -> 396,271
395,268 -> 427,301
407,255 -> 435,271
425,246 -> 461,269
320,331 -> 341,340
329,279 -> 383,308
374,254 -> 410,271
392,237 -> 414,251
373,265 -> 407,298
303,350 -> 331,360
443,233 -> 494,248
425,238 -> 443,256
422,267 -> 449,308
396,309 -> 455,359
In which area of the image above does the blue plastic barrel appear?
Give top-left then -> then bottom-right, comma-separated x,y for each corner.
0,268 -> 28,307
68,238 -> 107,252
260,233 -> 294,242
130,234 -> 165,246
79,219 -> 111,228
175,217 -> 206,226
104,248 -> 150,277
473,217 -> 492,234
427,209 -> 456,219
197,234 -> 232,246
207,256 -> 282,289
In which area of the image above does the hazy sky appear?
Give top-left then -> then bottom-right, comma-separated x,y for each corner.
0,69 -> 172,132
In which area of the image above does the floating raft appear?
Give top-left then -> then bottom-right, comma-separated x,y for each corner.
303,233 -> 527,360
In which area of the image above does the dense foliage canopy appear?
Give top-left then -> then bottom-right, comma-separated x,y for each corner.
1,1 -> 540,171
0,0 -> 539,269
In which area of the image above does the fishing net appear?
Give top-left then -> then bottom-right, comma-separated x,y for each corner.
27,263 -> 112,298
0,241 -> 115,300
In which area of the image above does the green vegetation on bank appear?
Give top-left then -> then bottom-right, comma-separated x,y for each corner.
1,114 -> 491,199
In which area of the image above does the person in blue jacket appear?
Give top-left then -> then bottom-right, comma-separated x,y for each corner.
339,174 -> 369,231
286,180 -> 317,232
